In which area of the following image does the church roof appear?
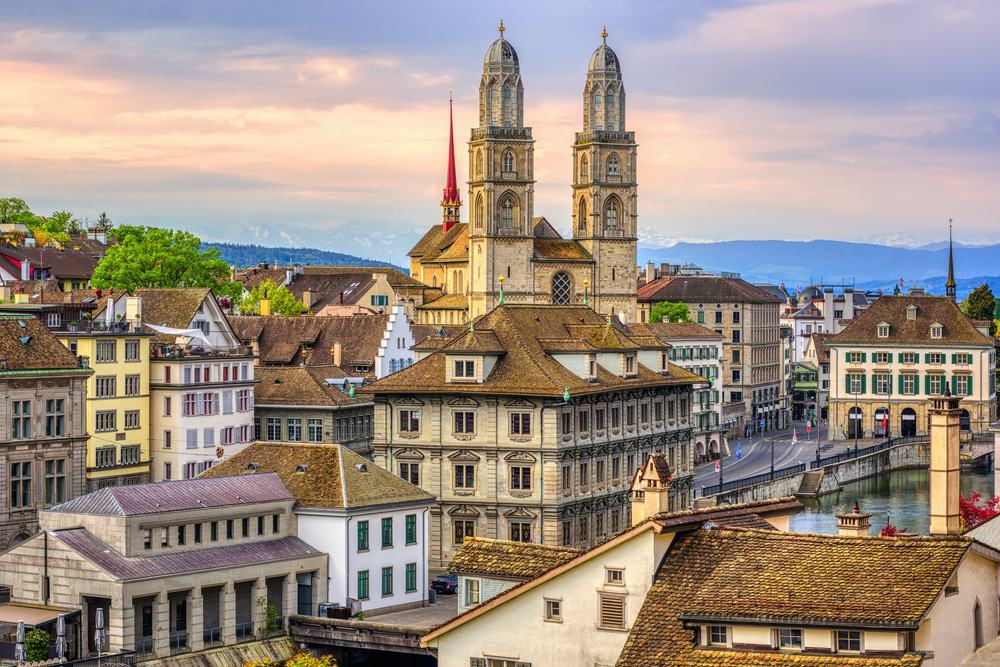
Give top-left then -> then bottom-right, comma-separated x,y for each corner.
533,239 -> 592,262
588,41 -> 621,77
484,33 -> 519,69
408,222 -> 468,261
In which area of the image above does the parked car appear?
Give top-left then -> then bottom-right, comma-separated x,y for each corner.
431,573 -> 458,594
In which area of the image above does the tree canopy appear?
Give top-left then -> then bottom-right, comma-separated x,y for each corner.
0,197 -> 85,245
239,278 -> 308,316
649,301 -> 693,324
92,225 -> 231,291
961,283 -> 997,336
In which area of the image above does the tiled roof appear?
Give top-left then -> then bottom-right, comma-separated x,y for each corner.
533,239 -> 592,261
411,324 -> 467,349
830,295 -> 992,346
133,288 -> 211,333
449,537 -> 582,580
409,223 -> 469,261
652,497 -> 803,531
415,294 -> 470,311
638,276 -> 783,304
616,528 -> 969,667
254,365 -> 362,407
52,529 -> 319,581
809,332 -> 834,364
440,330 -> 506,354
365,305 -> 704,398
0,245 -> 100,279
630,322 -> 723,340
47,473 -> 292,516
0,314 -> 83,371
229,314 -> 388,371
200,442 -> 433,509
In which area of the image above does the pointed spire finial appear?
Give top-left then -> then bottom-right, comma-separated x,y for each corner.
601,26 -> 608,44
440,89 -> 461,230
498,19 -> 505,37
945,218 -> 957,302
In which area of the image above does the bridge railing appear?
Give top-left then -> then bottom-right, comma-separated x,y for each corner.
701,462 -> 805,496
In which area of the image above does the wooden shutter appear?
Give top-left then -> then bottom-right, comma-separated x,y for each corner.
898,352 -> 904,362
845,374 -> 851,392
951,353 -> 957,363
860,374 -> 867,394
951,375 -> 958,395
599,594 -> 626,629
925,353 -> 930,363
898,374 -> 905,394
967,376 -> 974,396
861,352 -> 867,362
925,375 -> 930,394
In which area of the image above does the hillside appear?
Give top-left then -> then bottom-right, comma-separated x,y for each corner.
204,243 -> 398,270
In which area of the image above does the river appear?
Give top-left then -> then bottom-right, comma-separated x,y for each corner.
790,467 -> 995,536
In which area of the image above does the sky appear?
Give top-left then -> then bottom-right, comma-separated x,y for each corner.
2,0 -> 999,263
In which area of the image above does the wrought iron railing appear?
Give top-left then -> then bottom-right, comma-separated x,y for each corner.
168,631 -> 188,651
203,627 -> 223,646
235,621 -> 254,639
701,462 -> 806,496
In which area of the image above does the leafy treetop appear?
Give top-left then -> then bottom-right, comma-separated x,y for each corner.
960,283 -> 997,336
649,301 -> 693,324
240,278 -> 308,316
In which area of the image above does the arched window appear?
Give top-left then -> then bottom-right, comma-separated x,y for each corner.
488,89 -> 498,125
974,600 -> 984,649
456,271 -> 464,294
593,92 -> 602,129
431,275 -> 438,287
606,94 -> 616,130
607,154 -> 620,177
551,271 -> 571,305
475,150 -> 483,179
499,196 -> 515,230
605,197 -> 620,229
502,87 -> 512,127
578,198 -> 588,235
580,154 -> 589,180
502,151 -> 515,173
474,194 -> 484,232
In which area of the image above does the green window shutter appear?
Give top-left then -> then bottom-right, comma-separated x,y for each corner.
898,374 -> 905,394
924,353 -> 930,363
861,374 -> 867,394
924,375 -> 930,394
897,352 -> 904,363
951,353 -> 957,363
845,351 -> 851,362
967,376 -> 974,396
861,352 -> 867,362
951,375 -> 958,395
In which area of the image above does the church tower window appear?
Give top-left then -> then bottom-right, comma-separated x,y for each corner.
552,272 -> 571,305
605,197 -> 620,229
476,150 -> 483,179
503,87 -> 513,126
502,151 -> 516,174
499,196 -> 515,231
474,194 -> 484,233
578,198 -> 588,235
607,154 -> 620,177
580,154 -> 589,180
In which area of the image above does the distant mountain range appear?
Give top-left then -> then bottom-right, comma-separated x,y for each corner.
204,243 -> 397,270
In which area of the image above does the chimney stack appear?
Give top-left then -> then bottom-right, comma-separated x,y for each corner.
836,501 -> 872,537
629,454 -> 672,526
303,289 -> 314,309
259,297 -> 271,317
645,261 -> 655,285
332,342 -> 343,368
929,388 -> 962,535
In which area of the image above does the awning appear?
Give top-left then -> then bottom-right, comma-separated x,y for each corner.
0,603 -> 78,627
143,323 -> 212,346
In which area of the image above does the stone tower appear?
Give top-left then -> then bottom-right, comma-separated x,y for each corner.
468,21 -> 536,318
572,28 -> 638,321
629,454 -> 672,525
929,388 -> 962,535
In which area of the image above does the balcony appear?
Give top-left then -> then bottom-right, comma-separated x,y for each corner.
59,320 -> 146,335
168,631 -> 188,654
151,343 -> 254,360
471,126 -> 532,140
574,130 -> 636,144
203,627 -> 223,647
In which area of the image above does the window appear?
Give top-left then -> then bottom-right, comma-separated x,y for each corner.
606,568 -> 624,586
509,521 -> 531,542
454,411 -> 475,434
510,466 -> 531,490
125,339 -> 140,361
237,389 -> 250,411
928,352 -> 944,364
502,151 -> 515,173
874,352 -> 891,364
241,517 -> 249,538
177,525 -> 186,545
611,406 -> 620,428
399,409 -> 420,433
931,324 -> 943,339
778,628 -> 803,649
124,410 -> 140,430
595,408 -> 605,431
405,514 -> 417,545
266,417 -> 281,440
848,373 -> 864,394
163,462 -> 172,480
874,373 -> 890,395
510,412 -> 531,436
604,197 -> 619,228
286,418 -> 302,442
95,376 -> 116,398
626,405 -> 636,426
272,513 -> 280,533
95,411 -> 116,432
453,360 -> 475,379
499,197 -> 514,229
405,563 -> 417,593
45,399 -> 64,437
877,323 -> 890,338
11,400 -> 31,439
551,271 -> 571,305
454,464 -> 475,489
399,462 -> 420,485
709,625 -> 728,646
381,566 -> 393,596
194,523 -> 202,544
382,517 -> 393,548
732,330 -> 741,343
226,520 -> 234,539
598,594 -> 626,630
956,375 -> 970,395
607,154 -> 620,177
836,630 -> 861,653
307,418 -> 323,442
182,393 -> 196,416
561,412 -> 571,435
10,461 -> 31,508
596,459 -> 605,483
357,570 -> 369,600
902,375 -> 916,395
624,354 -> 636,375
579,461 -> 589,487
95,340 -> 116,362
545,599 -> 562,622
732,369 -> 741,383
202,392 -> 218,415
120,445 -> 141,465
43,459 -> 66,505
465,578 -> 481,606
357,520 -> 369,551
929,374 -> 944,395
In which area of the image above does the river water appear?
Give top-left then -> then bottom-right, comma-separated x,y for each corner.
790,467 -> 995,536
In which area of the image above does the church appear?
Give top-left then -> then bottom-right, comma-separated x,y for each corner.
409,24 -> 639,324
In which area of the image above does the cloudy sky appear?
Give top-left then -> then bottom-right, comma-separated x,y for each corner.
1,0 -> 998,262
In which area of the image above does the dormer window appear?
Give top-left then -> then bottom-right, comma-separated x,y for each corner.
660,352 -> 669,372
454,359 -> 475,379
623,354 -> 636,376
906,304 -> 918,320
588,356 -> 597,380
930,323 -> 943,339
877,322 -> 890,338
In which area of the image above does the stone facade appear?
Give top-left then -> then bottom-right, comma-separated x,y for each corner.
254,403 -> 374,453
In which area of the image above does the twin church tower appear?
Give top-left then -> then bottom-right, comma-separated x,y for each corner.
408,23 -> 638,324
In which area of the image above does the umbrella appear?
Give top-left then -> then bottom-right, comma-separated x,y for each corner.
14,620 -> 26,664
56,614 -> 68,659
94,607 -> 106,657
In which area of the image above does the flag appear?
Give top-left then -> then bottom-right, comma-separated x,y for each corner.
792,429 -> 798,444
882,411 -> 888,432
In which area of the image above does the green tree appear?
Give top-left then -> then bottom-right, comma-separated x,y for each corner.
240,279 -> 308,316
92,225 -> 231,291
962,284 -> 997,336
649,301 -> 693,324
24,628 -> 51,662
0,197 -> 34,225
96,211 -> 112,229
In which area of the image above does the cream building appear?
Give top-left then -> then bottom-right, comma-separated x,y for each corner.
408,25 -> 637,325
363,304 -> 704,568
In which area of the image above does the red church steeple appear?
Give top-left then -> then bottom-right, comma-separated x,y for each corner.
441,91 -> 462,232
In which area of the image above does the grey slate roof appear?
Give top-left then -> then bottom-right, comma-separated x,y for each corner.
51,530 -> 319,581
47,473 -> 291,516
967,513 -> 1000,551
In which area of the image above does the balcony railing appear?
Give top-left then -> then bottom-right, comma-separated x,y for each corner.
169,631 -> 188,652
133,637 -> 154,656
151,343 -> 253,359
235,621 -> 254,640
203,627 -> 223,646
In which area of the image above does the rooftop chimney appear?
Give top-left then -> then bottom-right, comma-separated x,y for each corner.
836,501 -> 872,537
929,388 -> 962,535
645,261 -> 655,285
259,297 -> 271,317
285,268 -> 294,286
332,342 -> 343,368
629,454 -> 672,526
303,289 -> 315,309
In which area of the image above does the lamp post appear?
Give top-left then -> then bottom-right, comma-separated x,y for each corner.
583,278 -> 590,307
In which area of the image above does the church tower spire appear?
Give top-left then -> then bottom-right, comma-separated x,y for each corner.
441,91 -> 461,232
946,219 -> 957,303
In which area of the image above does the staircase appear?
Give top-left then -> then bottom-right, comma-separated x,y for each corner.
796,470 -> 825,497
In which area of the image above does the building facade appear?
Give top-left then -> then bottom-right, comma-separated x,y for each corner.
781,286 -> 871,362
408,26 -> 637,325
364,305 -> 703,567
0,314 -> 91,546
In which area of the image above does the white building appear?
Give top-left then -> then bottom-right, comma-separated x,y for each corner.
202,441 -> 435,615
781,287 -> 871,362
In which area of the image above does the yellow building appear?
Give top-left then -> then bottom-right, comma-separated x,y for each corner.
60,324 -> 153,489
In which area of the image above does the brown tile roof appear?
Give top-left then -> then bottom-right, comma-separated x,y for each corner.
449,537 -> 583,580
254,365 -> 363,407
0,245 -> 100,279
652,497 -> 803,531
200,442 -> 433,509
630,322 -> 724,340
236,266 -> 422,312
533,239 -> 592,261
132,288 -> 212,340
51,529 -> 320,582
409,223 -> 468,260
365,305 -> 704,399
809,332 -> 834,364
415,293 -> 470,311
616,528 -> 970,667
229,314 -> 388,371
638,276 -> 783,304
831,295 -> 992,347
0,314 -> 84,371
411,324 -> 467,349
441,330 -> 506,354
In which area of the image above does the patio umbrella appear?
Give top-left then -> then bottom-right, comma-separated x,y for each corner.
94,608 -> 106,657
56,614 -> 68,659
14,620 -> 26,664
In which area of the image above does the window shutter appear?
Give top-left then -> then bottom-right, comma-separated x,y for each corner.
599,595 -> 626,629
951,353 -> 957,364
897,352 -> 904,363
898,374 -> 905,394
924,353 -> 930,363
967,377 -> 973,396
861,352 -> 867,362
845,351 -> 851,362
924,375 -> 930,394
845,374 -> 851,392
860,374 -> 867,394
951,375 -> 958,395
